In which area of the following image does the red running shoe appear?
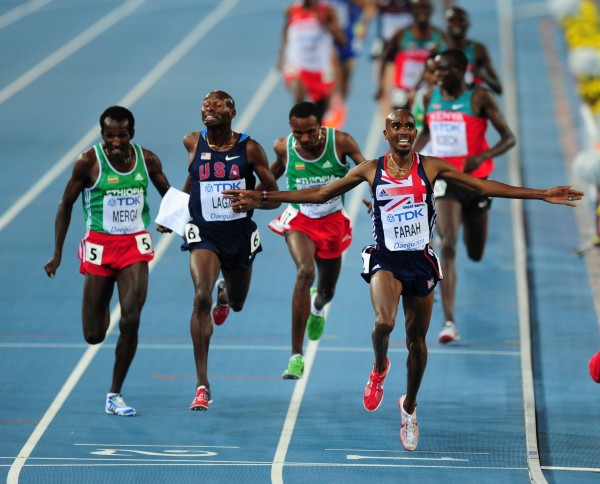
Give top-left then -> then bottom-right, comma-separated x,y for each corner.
190,385 -> 212,411
212,279 -> 230,325
363,357 -> 391,411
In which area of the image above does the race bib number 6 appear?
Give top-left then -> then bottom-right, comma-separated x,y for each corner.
250,229 -> 260,254
185,223 -> 202,243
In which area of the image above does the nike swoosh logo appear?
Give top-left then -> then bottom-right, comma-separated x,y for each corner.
225,155 -> 240,161
451,104 -> 464,110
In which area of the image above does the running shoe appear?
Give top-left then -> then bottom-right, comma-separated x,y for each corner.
105,394 -> 137,416
212,279 -> 230,326
282,354 -> 304,380
190,385 -> 213,411
363,357 -> 391,411
438,320 -> 460,344
306,288 -> 325,341
399,395 -> 419,451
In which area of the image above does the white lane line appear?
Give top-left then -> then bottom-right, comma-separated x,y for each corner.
0,0 -> 146,105
271,106 -> 381,483
0,0 -> 239,234
0,342 -> 521,356
497,1 -> 546,483
6,2 -> 252,482
0,0 -> 52,31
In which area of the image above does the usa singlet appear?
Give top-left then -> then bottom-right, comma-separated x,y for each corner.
188,130 -> 256,237
370,152 -> 436,252
426,85 -> 492,178
83,143 -> 150,235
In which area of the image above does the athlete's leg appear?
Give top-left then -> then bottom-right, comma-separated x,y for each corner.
284,230 -> 317,356
189,249 -> 221,390
219,265 -> 253,312
369,270 -> 402,373
462,205 -> 489,261
82,273 -> 115,345
435,198 -> 462,323
401,292 -> 434,414
111,261 -> 149,394
313,255 -> 342,311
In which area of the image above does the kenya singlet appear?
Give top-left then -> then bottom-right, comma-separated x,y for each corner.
83,143 -> 150,235
426,85 -> 492,178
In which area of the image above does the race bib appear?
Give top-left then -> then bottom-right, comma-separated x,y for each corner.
85,241 -> 104,265
200,180 -> 246,222
102,192 -> 145,234
430,120 -> 468,158
135,233 -> 153,254
250,228 -> 261,255
433,178 -> 447,198
381,202 -> 430,251
296,182 -> 343,218
184,223 -> 202,243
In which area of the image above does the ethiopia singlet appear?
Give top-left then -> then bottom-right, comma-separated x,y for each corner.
188,130 -> 256,236
370,152 -> 436,251
83,143 -> 150,235
285,127 -> 349,219
426,85 -> 492,178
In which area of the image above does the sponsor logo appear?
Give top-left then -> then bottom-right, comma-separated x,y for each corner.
225,155 -> 240,161
322,160 -> 333,168
451,103 -> 464,110
134,173 -> 144,181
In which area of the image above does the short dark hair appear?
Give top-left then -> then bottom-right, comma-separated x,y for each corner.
438,48 -> 469,73
289,101 -> 322,122
100,106 -> 135,135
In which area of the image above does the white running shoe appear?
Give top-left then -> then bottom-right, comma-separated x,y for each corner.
438,320 -> 460,344
399,395 -> 418,451
106,394 -> 137,416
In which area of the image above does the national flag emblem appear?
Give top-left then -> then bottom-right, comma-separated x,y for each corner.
295,163 -> 305,170
108,176 -> 119,184
201,152 -> 211,160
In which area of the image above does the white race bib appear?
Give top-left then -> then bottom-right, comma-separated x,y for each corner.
102,193 -> 145,234
430,120 -> 468,158
381,202 -> 430,251
200,180 -> 246,222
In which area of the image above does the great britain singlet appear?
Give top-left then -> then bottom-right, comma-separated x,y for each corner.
426,85 -> 492,178
82,143 -> 150,235
370,152 -> 436,251
285,127 -> 349,219
188,130 -> 256,236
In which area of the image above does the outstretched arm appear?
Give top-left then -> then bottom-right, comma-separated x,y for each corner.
224,159 -> 377,212
424,156 -> 584,206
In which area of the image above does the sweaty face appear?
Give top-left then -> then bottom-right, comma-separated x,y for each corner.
101,118 -> 133,163
201,95 -> 234,126
290,116 -> 321,150
384,111 -> 417,153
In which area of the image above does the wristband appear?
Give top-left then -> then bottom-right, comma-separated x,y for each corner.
261,190 -> 268,203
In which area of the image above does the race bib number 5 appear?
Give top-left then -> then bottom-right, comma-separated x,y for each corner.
135,233 -> 153,254
85,241 -> 104,265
